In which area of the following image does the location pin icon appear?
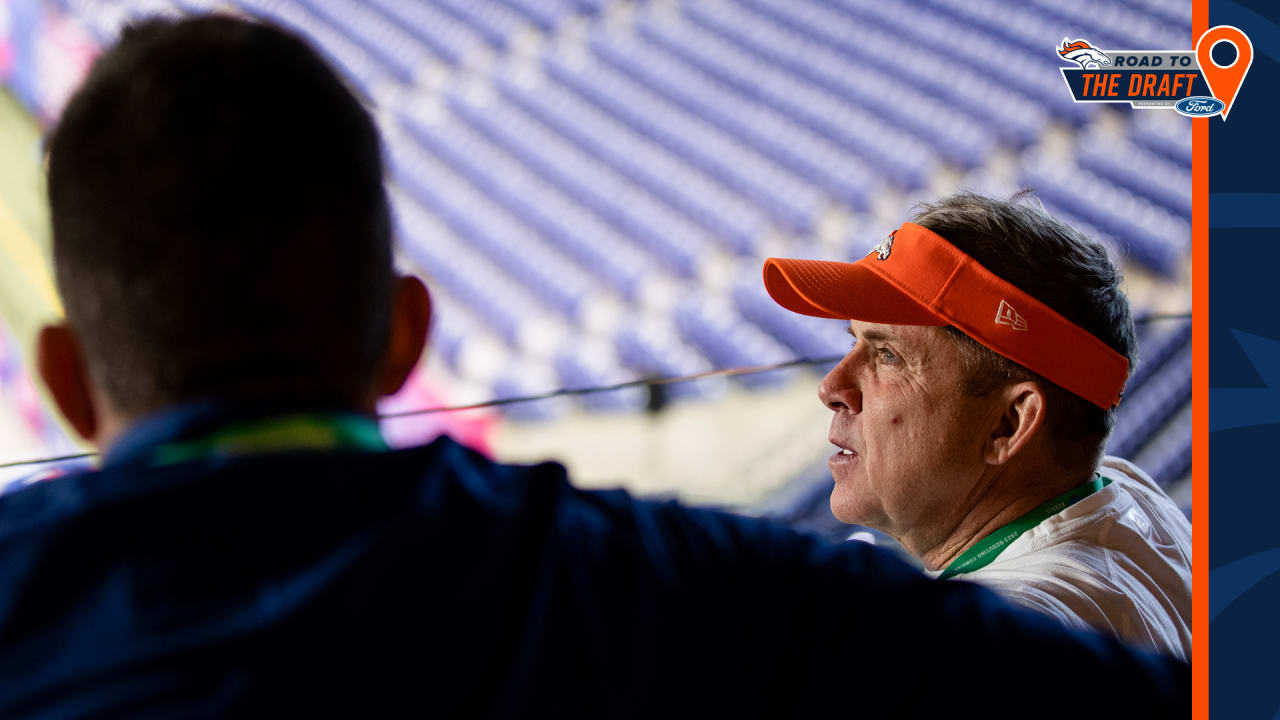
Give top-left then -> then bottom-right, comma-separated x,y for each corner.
1195,25 -> 1253,120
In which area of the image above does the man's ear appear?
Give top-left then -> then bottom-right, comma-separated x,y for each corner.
35,323 -> 98,442
983,381 -> 1046,465
373,274 -> 431,398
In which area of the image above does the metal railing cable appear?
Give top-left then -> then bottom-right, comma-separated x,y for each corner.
0,312 -> 1191,470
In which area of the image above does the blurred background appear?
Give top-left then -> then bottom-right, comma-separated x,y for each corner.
0,0 -> 1192,548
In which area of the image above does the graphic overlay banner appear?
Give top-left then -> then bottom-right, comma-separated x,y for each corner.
1059,26 -> 1252,120
1205,0 -> 1280,716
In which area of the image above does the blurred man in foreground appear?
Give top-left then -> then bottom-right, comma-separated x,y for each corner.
764,193 -> 1192,660
0,16 -> 1187,717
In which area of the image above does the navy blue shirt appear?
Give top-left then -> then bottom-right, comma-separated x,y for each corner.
0,404 -> 1188,717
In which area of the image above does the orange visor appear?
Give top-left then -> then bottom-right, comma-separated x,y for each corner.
762,222 -> 1129,410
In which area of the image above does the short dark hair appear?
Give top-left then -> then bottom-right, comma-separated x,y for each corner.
46,16 -> 393,416
910,191 -> 1138,469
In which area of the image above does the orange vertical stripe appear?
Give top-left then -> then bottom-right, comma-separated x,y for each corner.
1191,0 -> 1209,717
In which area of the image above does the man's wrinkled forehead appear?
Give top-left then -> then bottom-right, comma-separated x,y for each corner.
847,319 -> 938,344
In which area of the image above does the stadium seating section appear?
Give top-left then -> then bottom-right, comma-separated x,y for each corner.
15,0 -> 1193,519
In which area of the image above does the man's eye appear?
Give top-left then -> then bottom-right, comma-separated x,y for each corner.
877,347 -> 898,364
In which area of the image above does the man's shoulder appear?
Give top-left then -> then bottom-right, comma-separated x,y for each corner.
0,435 -> 815,579
988,460 -> 1190,587
981,458 -> 1189,575
1006,458 -> 1188,558
1096,456 -> 1193,553
1099,456 -> 1178,508
969,458 -> 1193,658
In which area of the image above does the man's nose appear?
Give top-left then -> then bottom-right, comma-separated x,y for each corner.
818,353 -> 862,413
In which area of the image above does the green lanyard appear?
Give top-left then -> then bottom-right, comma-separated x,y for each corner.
150,413 -> 388,466
938,475 -> 1111,580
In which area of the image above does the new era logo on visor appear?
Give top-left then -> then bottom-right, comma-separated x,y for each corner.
995,300 -> 1028,331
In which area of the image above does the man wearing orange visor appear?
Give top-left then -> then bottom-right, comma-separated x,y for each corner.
764,192 -> 1191,660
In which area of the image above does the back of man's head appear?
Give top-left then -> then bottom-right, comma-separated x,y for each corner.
46,16 -> 393,418
912,191 -> 1138,469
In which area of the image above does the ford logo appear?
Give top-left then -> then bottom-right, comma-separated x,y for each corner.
1174,96 -> 1225,116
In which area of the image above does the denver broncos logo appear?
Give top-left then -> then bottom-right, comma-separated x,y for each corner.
870,230 -> 895,260
1059,38 -> 1112,69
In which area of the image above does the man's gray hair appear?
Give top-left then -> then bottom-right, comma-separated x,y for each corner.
910,191 -> 1138,470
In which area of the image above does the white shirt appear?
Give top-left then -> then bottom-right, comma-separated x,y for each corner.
952,457 -> 1192,660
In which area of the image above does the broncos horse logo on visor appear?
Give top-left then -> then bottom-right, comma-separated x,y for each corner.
871,230 -> 895,261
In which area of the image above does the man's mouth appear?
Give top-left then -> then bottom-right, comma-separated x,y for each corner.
829,438 -> 858,466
